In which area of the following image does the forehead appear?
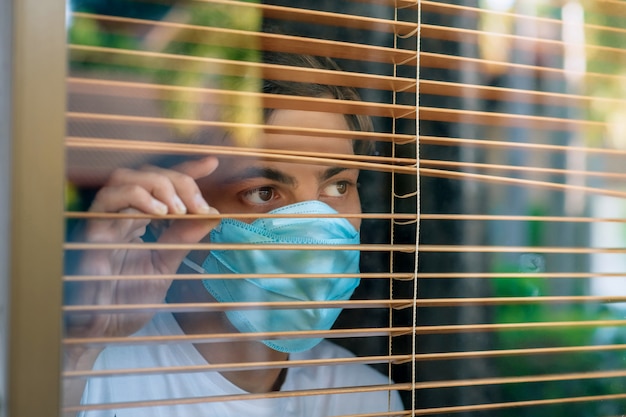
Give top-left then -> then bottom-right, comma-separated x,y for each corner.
266,109 -> 349,130
202,109 -> 356,181
215,109 -> 354,166
259,109 -> 354,154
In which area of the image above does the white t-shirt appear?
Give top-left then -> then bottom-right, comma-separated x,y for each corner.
79,313 -> 404,417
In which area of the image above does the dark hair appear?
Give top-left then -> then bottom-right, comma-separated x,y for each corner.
261,51 -> 374,156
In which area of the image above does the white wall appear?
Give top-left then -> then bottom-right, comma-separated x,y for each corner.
590,195 -> 626,306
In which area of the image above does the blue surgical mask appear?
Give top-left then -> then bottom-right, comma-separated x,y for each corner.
182,200 -> 360,353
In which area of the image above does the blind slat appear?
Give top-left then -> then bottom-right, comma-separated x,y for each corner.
421,168 -> 626,199
420,52 -> 626,84
411,392 -> 626,416
64,211 -> 419,221
63,272 -> 417,282
421,23 -> 626,58
75,6 -> 418,35
421,0 -> 626,36
72,13 -> 417,64
419,106 -> 605,131
63,382 -> 412,414
66,112 -> 410,135
415,344 -> 626,361
420,79 -> 623,108
420,136 -> 626,157
63,242 -> 418,252
416,369 -> 626,390
63,327 -> 414,346
420,159 -> 626,181
62,299 -> 415,314
417,272 -> 626,279
213,0 -> 418,35
68,47 -> 417,92
64,353 -> 413,379
418,245 -> 626,254
72,74 -> 626,108
63,319 -> 626,347
68,79 -> 416,118
61,296 -> 626,316
419,214 -> 626,223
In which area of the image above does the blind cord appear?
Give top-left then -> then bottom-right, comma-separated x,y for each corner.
412,1 -> 422,416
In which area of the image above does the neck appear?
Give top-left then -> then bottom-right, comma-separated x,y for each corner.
168,279 -> 289,393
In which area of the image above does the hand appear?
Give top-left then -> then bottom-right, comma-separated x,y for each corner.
65,156 -> 220,340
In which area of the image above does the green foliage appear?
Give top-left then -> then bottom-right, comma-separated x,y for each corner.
491,263 -> 626,416
152,2 -> 262,141
68,0 -> 263,144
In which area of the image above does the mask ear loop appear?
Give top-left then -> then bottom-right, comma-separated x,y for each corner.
181,257 -> 205,274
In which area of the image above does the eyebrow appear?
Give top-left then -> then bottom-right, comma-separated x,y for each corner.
224,167 -> 297,186
224,165 -> 356,186
320,166 -> 352,182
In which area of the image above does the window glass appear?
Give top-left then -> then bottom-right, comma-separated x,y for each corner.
63,1 -> 417,415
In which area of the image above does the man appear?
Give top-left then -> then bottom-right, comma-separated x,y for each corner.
64,52 -> 404,416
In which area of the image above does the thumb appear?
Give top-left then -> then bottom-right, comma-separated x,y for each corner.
154,208 -> 220,273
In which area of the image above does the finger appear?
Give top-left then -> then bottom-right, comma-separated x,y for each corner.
142,157 -> 219,215
103,168 -> 191,215
89,183 -> 168,215
105,168 -> 190,215
153,208 -> 221,273
139,167 -> 206,215
93,156 -> 219,217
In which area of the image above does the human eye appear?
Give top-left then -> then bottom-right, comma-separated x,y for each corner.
240,186 -> 277,205
322,181 -> 351,197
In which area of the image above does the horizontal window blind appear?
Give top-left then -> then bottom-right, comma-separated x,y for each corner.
63,1 -> 417,416
416,0 -> 626,416
58,0 -> 626,416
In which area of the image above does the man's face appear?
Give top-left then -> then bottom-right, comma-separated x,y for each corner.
196,109 -> 362,231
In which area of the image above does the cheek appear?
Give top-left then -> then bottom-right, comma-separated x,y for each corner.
345,194 -> 362,231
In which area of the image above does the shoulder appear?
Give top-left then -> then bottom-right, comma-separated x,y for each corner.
91,313 -> 199,370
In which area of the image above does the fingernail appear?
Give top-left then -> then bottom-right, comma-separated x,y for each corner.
153,200 -> 168,215
173,196 -> 187,214
195,193 -> 211,213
